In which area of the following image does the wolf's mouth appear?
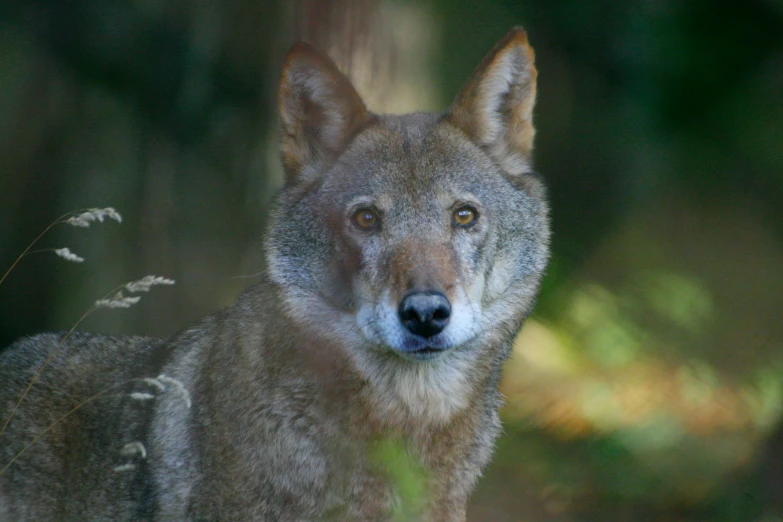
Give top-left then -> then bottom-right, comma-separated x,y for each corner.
402,346 -> 447,362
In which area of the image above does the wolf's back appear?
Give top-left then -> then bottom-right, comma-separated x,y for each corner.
0,332 -> 164,520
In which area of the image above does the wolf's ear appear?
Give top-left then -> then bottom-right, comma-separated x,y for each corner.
278,42 -> 370,183
447,27 -> 538,176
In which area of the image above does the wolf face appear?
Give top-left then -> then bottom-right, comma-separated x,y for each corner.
268,28 -> 549,422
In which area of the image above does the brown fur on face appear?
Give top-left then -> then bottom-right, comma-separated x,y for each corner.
385,239 -> 458,301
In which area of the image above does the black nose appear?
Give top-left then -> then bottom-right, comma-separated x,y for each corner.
398,292 -> 451,338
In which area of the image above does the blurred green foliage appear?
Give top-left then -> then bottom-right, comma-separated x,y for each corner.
370,437 -> 429,521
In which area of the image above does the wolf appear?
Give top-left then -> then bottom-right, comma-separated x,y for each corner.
0,27 -> 549,521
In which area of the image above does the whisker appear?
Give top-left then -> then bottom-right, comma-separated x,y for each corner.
230,272 -> 265,280
356,317 -> 380,333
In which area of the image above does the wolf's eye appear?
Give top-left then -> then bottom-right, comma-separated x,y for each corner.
453,206 -> 478,227
352,208 -> 379,230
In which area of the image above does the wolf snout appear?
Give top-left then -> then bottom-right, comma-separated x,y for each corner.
398,292 -> 451,338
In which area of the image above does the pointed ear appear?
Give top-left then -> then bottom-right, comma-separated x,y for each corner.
278,42 -> 371,183
447,27 -> 538,176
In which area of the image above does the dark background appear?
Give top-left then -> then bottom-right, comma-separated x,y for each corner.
1,0 -> 782,519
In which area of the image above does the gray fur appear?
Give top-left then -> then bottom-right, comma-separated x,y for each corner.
0,27 -> 549,521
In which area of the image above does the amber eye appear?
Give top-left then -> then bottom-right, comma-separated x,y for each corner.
352,208 -> 379,230
453,206 -> 478,227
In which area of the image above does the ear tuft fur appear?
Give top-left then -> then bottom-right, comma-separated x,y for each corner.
447,27 -> 538,176
278,42 -> 370,183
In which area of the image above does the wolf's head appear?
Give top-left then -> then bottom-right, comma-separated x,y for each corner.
267,28 -> 549,422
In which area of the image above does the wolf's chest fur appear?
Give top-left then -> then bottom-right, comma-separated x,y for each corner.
0,27 -> 549,521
